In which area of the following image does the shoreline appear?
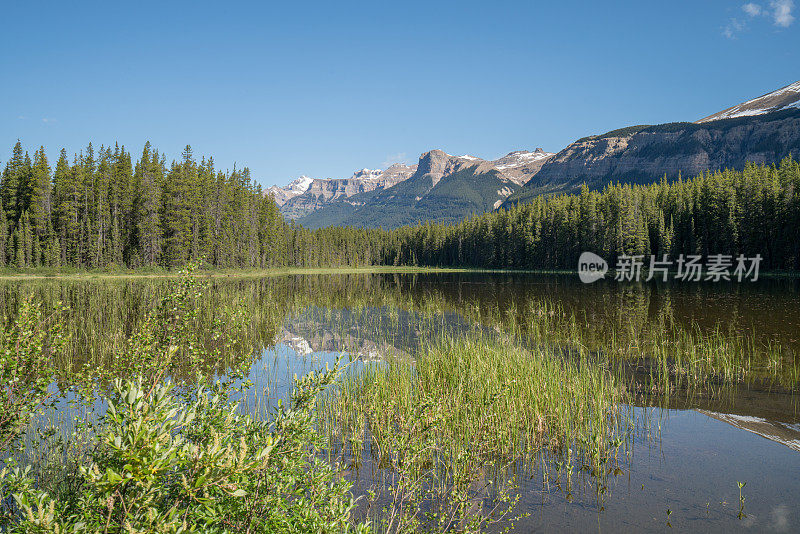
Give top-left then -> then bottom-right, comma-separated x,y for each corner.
0,266 -> 798,281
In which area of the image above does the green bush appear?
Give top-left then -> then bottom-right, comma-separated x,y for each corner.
0,264 -> 371,533
2,367 -> 368,533
0,296 -> 66,452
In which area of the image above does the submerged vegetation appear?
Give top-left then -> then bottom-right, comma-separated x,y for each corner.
323,334 -> 628,532
0,269 -> 798,531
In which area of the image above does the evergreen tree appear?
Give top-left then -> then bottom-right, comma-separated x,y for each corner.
1,141 -> 26,222
29,146 -> 51,241
0,199 -> 6,266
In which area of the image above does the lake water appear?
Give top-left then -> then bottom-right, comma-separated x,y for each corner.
3,272 -> 799,532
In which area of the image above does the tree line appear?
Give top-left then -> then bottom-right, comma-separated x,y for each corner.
2,140 -> 799,272
0,140 -> 388,269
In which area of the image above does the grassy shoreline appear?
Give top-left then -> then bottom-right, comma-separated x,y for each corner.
0,266 -> 578,280
1,265 -> 798,280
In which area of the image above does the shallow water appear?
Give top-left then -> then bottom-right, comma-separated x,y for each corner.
4,272 -> 800,531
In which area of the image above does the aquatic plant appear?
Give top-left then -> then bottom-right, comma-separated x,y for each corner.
322,332 -> 628,532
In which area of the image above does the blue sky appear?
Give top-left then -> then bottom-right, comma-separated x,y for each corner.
1,0 -> 797,188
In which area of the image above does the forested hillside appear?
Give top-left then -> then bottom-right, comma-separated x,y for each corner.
503,108 -> 800,205
2,140 -> 799,272
390,157 -> 800,271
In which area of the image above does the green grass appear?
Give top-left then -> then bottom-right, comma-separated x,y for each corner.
0,265 -> 507,280
320,331 -> 629,531
324,332 -> 626,460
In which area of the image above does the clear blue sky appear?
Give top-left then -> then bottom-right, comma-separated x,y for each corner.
1,0 -> 797,188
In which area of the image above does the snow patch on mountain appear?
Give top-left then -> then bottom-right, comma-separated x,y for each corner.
351,168 -> 384,181
490,148 -> 555,185
494,150 -> 553,170
266,176 -> 315,206
697,80 -> 800,123
288,175 -> 314,193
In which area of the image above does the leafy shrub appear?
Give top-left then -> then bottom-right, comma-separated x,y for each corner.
0,265 -> 371,533
0,297 -> 66,452
2,366 -> 368,533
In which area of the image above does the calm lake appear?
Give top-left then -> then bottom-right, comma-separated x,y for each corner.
3,272 -> 799,532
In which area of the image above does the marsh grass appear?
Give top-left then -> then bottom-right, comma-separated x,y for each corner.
497,299 -> 800,398
321,331 -> 629,532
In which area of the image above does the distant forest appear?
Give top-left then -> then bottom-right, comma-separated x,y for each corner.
1,141 -> 799,271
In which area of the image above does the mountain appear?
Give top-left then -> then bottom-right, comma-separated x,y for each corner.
298,149 -> 551,229
503,83 -> 800,207
696,410 -> 800,452
490,148 -> 554,184
273,81 -> 800,226
265,175 -> 314,206
697,80 -> 800,123
277,164 -> 416,220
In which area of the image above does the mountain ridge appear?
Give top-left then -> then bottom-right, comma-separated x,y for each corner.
270,79 -> 800,227
697,80 -> 800,123
296,148 -> 554,229
502,82 -> 800,208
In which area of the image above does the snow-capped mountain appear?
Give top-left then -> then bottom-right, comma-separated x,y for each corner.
265,175 -> 314,206
266,147 -> 555,227
491,148 -> 554,185
277,163 -> 418,219
446,149 -> 555,185
296,148 -> 557,228
697,80 -> 800,123
504,80 -> 800,208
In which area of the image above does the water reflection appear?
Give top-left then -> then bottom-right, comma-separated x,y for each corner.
3,272 -> 800,532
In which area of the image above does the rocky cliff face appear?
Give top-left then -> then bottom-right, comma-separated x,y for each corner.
415,150 -> 496,186
298,149 -> 529,229
408,148 -> 554,188
506,109 -> 800,204
274,148 -> 553,223
277,163 -> 417,219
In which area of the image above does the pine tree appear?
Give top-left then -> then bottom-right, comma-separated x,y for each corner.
134,142 -> 163,266
1,141 -> 26,222
30,146 -> 51,241
20,211 -> 33,267
52,149 -> 78,266
0,199 -> 6,266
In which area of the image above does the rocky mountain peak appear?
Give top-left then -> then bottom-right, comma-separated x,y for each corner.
491,149 -> 555,185
266,175 -> 315,206
415,150 -> 496,187
351,168 -> 383,180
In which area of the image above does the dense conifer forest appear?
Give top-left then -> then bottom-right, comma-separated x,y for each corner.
388,156 -> 800,271
2,141 -> 799,271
